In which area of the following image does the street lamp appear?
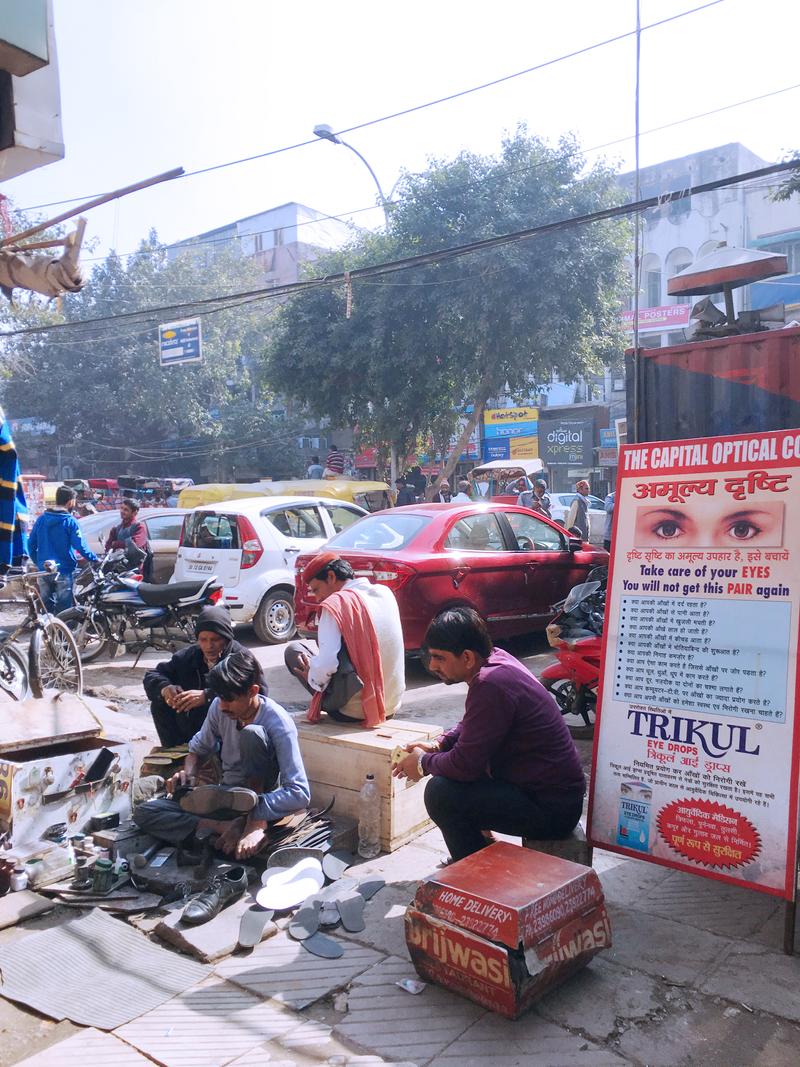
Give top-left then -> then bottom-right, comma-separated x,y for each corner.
313,124 -> 396,483
313,124 -> 390,227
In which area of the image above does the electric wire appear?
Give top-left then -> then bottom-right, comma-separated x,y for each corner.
3,158 -> 797,344
13,0 -> 729,215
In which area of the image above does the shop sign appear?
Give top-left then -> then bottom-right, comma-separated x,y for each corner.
598,447 -> 618,467
539,418 -> 593,465
619,305 -> 692,333
588,428 -> 800,899
159,318 -> 202,366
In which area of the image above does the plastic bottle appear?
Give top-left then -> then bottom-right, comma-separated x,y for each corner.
357,773 -> 381,859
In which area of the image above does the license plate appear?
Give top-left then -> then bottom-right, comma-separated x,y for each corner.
188,562 -> 215,573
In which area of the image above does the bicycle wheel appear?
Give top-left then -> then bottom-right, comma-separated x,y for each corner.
0,643 -> 30,700
57,607 -> 111,664
29,618 -> 84,698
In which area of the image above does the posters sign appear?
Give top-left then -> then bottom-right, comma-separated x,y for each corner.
539,418 -> 593,466
588,428 -> 800,898
159,318 -> 202,367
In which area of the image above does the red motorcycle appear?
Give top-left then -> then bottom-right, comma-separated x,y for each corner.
540,570 -> 606,736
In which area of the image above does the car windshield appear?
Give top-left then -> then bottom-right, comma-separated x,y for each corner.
328,513 -> 431,551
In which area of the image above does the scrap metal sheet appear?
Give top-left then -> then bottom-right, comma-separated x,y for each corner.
0,907 -> 209,1029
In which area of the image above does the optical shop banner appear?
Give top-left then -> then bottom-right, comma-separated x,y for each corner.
588,429 -> 800,898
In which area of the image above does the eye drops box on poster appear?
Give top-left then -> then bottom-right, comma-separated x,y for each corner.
405,842 -> 611,1019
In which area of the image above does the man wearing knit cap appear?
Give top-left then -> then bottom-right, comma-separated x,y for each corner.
285,551 -> 405,726
144,606 -> 263,746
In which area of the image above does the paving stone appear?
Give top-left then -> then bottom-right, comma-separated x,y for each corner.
616,990 -> 800,1066
114,975 -> 298,1067
427,1011 -> 626,1065
156,897 -> 278,962
348,844 -> 445,886
627,868 -> 782,940
747,902 -> 797,952
598,860 -> 675,907
14,1027 -> 153,1065
334,955 -> 483,1063
699,941 -> 800,1022
534,957 -> 661,1041
335,882 -> 415,960
215,930 -> 382,1009
604,904 -> 730,985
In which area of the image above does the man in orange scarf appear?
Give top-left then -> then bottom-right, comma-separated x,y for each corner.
285,552 -> 405,727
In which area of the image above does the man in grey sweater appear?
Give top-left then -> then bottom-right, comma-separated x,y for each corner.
134,649 -> 310,860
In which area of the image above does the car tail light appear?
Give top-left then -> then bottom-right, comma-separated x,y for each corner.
358,558 -> 415,591
178,516 -> 187,545
237,515 -> 263,569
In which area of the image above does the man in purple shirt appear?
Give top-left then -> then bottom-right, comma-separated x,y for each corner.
394,607 -> 585,860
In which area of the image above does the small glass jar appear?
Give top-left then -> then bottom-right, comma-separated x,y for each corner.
10,867 -> 28,892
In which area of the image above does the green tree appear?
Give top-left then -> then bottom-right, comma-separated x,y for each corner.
268,128 -> 629,489
2,230 -> 303,480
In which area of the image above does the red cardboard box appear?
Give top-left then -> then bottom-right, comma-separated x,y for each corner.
406,842 -> 611,1018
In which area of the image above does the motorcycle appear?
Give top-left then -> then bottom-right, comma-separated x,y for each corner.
540,566 -> 607,736
59,545 -> 222,664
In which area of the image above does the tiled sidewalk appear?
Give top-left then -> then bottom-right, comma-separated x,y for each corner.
10,824 -> 800,1067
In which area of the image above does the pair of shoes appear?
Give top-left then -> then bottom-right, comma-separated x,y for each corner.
178,785 -> 258,818
181,866 -> 248,925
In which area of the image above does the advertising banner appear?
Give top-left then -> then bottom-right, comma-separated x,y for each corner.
588,429 -> 800,898
539,419 -> 594,466
483,406 -> 538,439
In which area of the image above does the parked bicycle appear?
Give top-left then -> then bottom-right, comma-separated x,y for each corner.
0,562 -> 84,700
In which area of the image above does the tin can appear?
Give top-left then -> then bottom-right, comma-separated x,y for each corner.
92,858 -> 115,894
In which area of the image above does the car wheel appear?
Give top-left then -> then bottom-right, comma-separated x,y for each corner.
253,589 -> 296,645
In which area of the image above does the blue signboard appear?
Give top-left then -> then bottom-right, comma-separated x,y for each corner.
599,428 -> 617,449
482,439 -> 510,462
159,318 -> 202,367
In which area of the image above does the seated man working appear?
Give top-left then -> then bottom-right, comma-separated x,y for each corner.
134,648 -> 310,860
143,606 -> 262,747
394,607 -> 585,861
285,551 -> 405,726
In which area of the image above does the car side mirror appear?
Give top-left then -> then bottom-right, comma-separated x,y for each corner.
568,536 -> 583,552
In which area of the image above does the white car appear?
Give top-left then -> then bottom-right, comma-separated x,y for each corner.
172,496 -> 368,644
548,493 -> 608,545
78,507 -> 189,583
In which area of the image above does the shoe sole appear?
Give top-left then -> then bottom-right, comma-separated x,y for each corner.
179,786 -> 257,816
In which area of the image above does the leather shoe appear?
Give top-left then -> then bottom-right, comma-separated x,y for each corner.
181,865 -> 248,926
178,785 -> 257,818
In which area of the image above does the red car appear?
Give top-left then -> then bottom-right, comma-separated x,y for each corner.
294,502 -> 608,652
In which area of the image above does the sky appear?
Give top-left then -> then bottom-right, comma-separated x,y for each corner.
3,0 -> 800,273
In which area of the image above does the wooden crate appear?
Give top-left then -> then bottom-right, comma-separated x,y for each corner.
296,718 -> 442,852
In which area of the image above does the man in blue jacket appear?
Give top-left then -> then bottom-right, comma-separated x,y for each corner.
28,485 -> 98,613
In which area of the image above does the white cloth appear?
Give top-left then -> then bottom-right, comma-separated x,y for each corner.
452,492 -> 471,503
307,577 -> 405,719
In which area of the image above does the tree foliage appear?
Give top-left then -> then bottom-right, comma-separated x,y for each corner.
2,230 -> 303,480
268,128 -> 629,485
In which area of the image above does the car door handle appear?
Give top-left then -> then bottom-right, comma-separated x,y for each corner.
452,567 -> 469,588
